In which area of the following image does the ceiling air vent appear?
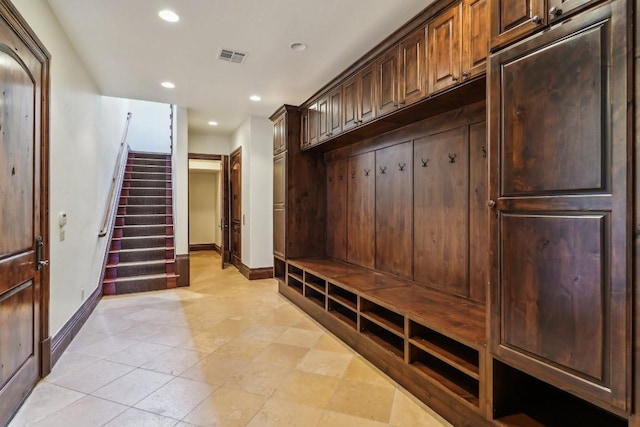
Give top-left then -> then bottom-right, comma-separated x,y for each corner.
218,48 -> 247,64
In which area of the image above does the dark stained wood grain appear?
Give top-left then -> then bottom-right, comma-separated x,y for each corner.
359,64 -> 376,124
428,3 -> 462,94
308,100 -> 319,147
399,26 -> 427,106
462,0 -> 488,79
490,0 -> 545,50
273,114 -> 285,155
375,141 -> 413,278
273,153 -> 286,258
336,271 -> 411,294
414,128 -> 469,296
329,87 -> 342,138
318,93 -> 330,142
376,46 -> 399,116
289,258 -> 367,279
468,121 -> 488,303
230,147 -> 242,267
342,74 -> 359,132
326,159 -> 347,259
347,152 -> 376,268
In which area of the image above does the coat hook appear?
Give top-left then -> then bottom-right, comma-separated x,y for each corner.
351,171 -> 356,179
364,169 -> 370,177
448,153 -> 457,163
338,175 -> 343,181
398,163 -> 406,172
481,146 -> 487,158
380,166 -> 387,175
421,158 -> 429,168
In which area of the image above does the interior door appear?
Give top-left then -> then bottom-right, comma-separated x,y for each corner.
0,7 -> 49,425
220,155 -> 230,268
229,148 -> 242,268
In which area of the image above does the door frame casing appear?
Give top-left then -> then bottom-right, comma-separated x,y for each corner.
229,147 -> 242,269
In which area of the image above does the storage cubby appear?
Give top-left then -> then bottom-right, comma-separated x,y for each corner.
304,285 -> 326,309
304,272 -> 326,293
409,321 -> 479,379
409,345 -> 480,407
287,274 -> 303,295
360,298 -> 404,336
360,317 -> 404,359
328,283 -> 357,310
492,360 -> 627,427
288,264 -> 304,282
274,257 -> 286,282
328,299 -> 357,329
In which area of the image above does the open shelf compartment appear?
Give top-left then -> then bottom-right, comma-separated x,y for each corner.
360,298 -> 404,337
287,273 -> 304,295
304,284 -> 326,309
328,299 -> 357,329
305,271 -> 326,293
360,317 -> 404,360
328,283 -> 357,310
287,264 -> 304,283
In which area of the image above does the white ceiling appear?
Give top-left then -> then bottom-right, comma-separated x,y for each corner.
46,0 -> 434,135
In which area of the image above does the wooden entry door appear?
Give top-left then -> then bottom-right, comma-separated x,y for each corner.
0,3 -> 50,425
230,148 -> 242,268
220,155 -> 230,268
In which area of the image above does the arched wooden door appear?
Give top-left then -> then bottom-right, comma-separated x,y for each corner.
0,2 -> 50,425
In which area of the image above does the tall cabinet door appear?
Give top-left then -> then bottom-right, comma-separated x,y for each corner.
376,47 -> 399,116
399,27 -> 426,107
489,2 -> 629,410
326,160 -> 348,260
348,152 -> 375,268
428,3 -> 462,94
273,153 -> 286,258
376,142 -> 413,278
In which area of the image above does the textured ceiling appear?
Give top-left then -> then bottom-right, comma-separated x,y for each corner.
47,0 -> 434,135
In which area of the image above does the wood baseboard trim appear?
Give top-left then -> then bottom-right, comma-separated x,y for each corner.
238,263 -> 274,280
176,254 -> 190,287
50,284 -> 102,368
40,337 -> 51,376
189,243 -> 220,253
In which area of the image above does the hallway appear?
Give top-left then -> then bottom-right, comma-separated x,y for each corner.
9,252 -> 450,427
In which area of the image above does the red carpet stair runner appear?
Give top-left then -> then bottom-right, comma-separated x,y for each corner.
103,151 -> 179,295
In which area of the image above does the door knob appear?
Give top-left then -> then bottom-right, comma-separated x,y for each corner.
531,15 -> 542,24
488,200 -> 496,208
549,6 -> 561,16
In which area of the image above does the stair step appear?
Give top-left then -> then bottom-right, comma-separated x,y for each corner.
129,152 -> 171,160
112,235 -> 174,250
130,164 -> 169,172
106,259 -> 174,277
117,214 -> 172,225
127,171 -> 172,180
114,224 -> 172,237
110,246 -> 174,263
124,179 -> 170,188
125,187 -> 170,197
103,273 -> 179,295
120,205 -> 171,215
122,196 -> 172,206
130,158 -> 169,167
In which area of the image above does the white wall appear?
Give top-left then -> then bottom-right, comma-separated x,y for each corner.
13,0 -> 131,335
127,99 -> 172,153
231,116 -> 273,269
188,171 -> 219,245
189,132 -> 231,155
174,106 -> 190,256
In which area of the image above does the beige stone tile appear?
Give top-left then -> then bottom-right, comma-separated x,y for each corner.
389,388 -> 452,427
295,349 -> 353,378
145,326 -> 198,346
213,337 -> 270,360
134,377 -> 216,419
317,410 -> 389,427
240,324 -> 287,342
50,359 -> 134,393
313,334 -> 353,355
224,360 -> 291,396
123,307 -> 168,322
103,407 -> 179,427
182,387 -> 266,426
106,341 -> 172,367
252,343 -> 310,368
326,378 -> 396,423
207,317 -> 256,336
80,315 -> 142,336
179,354 -> 250,385
246,398 -> 324,427
292,316 -> 322,331
141,347 -> 207,376
71,335 -> 140,358
275,327 -> 323,348
178,331 -> 231,353
343,357 -> 393,386
115,321 -> 168,341
43,352 -> 100,383
92,368 -> 173,406
30,395 -> 127,427
66,331 -> 110,352
273,371 -> 340,408
8,382 -> 85,427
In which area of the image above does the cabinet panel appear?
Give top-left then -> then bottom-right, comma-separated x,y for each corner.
428,4 -> 462,94
376,47 -> 399,116
273,154 -> 285,207
342,75 -> 359,132
360,64 -> 376,123
318,95 -> 330,142
326,159 -> 348,260
468,121 -> 488,303
348,152 -> 375,268
376,142 -> 413,278
308,101 -> 319,147
273,115 -> 285,154
329,87 -> 342,138
399,27 -> 427,106
500,22 -> 605,196
273,208 -> 285,258
490,0 -> 545,49
463,0 -> 488,79
548,0 -> 596,21
501,214 -> 605,381
414,128 -> 468,295
300,108 -> 309,149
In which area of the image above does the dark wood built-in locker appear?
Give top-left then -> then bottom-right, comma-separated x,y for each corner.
347,152 -> 375,268
375,142 -> 413,278
326,160 -> 347,259
489,1 -> 630,411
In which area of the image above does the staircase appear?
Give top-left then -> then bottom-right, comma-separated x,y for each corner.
103,151 -> 179,295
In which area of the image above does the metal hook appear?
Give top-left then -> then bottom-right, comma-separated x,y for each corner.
398,163 -> 406,172
364,169 -> 370,177
448,153 -> 457,163
421,158 -> 429,168
481,146 -> 487,159
380,166 -> 387,175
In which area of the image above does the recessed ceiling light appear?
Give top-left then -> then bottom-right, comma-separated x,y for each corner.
290,42 -> 307,52
250,95 -> 261,102
208,121 -> 218,126
161,81 -> 175,89
159,10 -> 180,23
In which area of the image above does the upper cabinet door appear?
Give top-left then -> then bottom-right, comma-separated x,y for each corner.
376,46 -> 399,116
359,64 -> 376,124
462,0 -> 488,79
273,115 -> 285,154
490,0 -> 546,49
342,74 -> 359,132
428,3 -> 462,94
300,108 -> 309,149
399,27 -> 427,107
547,0 -> 596,21
317,94 -> 330,142
308,101 -> 319,147
329,87 -> 342,138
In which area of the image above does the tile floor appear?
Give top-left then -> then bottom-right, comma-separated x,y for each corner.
9,251 -> 452,427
